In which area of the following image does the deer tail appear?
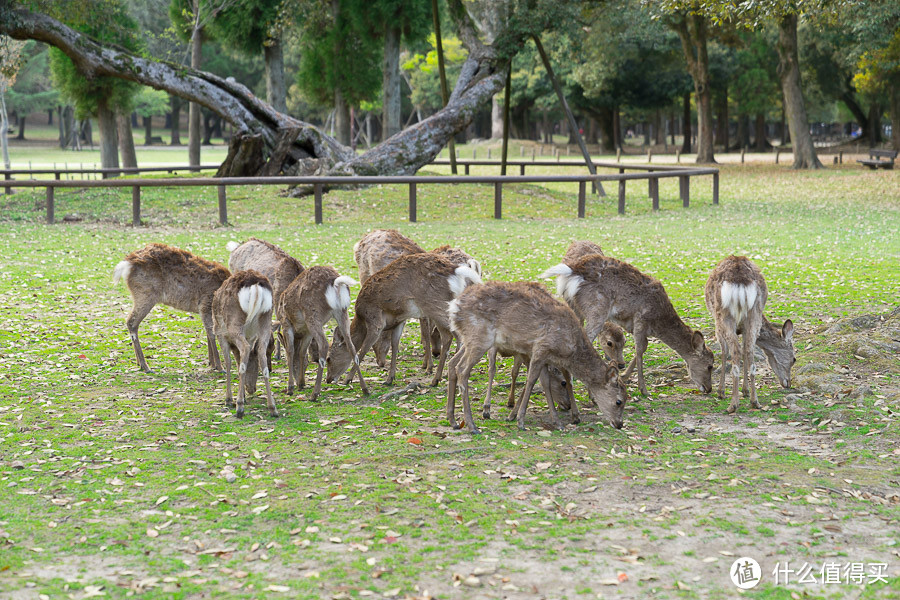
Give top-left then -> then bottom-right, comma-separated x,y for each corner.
112,260 -> 132,285
448,265 -> 482,297
720,281 -> 759,324
326,275 -> 357,312
541,263 -> 584,302
226,241 -> 241,253
238,284 -> 273,340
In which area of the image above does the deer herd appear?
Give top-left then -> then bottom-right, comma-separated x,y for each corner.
113,231 -> 796,433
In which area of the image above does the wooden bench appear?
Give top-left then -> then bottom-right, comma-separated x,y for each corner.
857,149 -> 897,170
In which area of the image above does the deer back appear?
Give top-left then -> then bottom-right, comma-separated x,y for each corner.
431,245 -> 482,276
228,238 -> 304,302
278,265 -> 342,333
213,270 -> 273,343
354,229 -> 425,283
563,240 -> 604,264
705,255 -> 768,327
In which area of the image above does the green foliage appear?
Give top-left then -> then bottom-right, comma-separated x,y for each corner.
6,40 -> 57,115
854,28 -> 900,96
207,0 -> 286,56
731,31 -> 779,115
403,34 -> 467,113
132,87 -> 169,117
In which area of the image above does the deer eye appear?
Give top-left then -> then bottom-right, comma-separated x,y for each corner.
616,400 -> 622,406
606,341 -> 613,347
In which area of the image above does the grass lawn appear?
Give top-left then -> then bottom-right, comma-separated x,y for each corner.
0,151 -> 898,599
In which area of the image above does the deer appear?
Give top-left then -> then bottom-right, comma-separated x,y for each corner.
561,240 -> 627,369
326,253 -> 482,388
542,255 -> 714,396
212,269 -> 277,419
226,238 -> 304,361
704,256 -> 795,413
112,243 -> 230,373
276,266 -> 368,401
447,281 -> 628,434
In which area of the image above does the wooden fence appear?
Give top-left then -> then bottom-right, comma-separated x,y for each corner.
1,164 -> 719,225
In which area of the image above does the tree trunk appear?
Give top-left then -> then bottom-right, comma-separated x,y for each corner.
97,98 -> 119,170
839,89 -> 868,138
170,96 -> 181,145
867,102 -> 882,146
15,113 -> 25,140
1,1 -> 512,181
673,14 -> 715,163
776,14 -> 822,169
143,116 -> 153,145
780,102 -> 788,144
681,92 -> 692,154
890,83 -> 900,151
81,118 -> 92,147
264,39 -> 287,114
654,109 -> 664,145
491,95 -> 503,138
334,90 -> 351,146
715,91 -> 728,148
48,108 -> 53,125
188,0 -> 202,167
738,114 -> 750,149
755,113 -> 767,151
382,24 -> 401,141
117,111 -> 138,169
614,106 -> 622,148
586,116 -> 598,145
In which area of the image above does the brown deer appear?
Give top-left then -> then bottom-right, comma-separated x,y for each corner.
212,270 -> 277,419
542,255 -> 714,396
113,243 -> 230,372
562,241 -> 627,368
276,266 -> 368,400
226,238 -> 304,360
327,253 -> 481,387
447,281 -> 628,434
704,256 -> 795,412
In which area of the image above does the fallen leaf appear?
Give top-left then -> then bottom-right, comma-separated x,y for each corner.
265,584 -> 290,592
155,495 -> 168,506
407,437 -> 422,445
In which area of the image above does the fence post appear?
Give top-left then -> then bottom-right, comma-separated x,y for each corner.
775,149 -> 780,164
712,172 -> 719,205
218,185 -> 228,225
46,186 -> 54,224
647,149 -> 652,163
55,171 -> 61,181
4,173 -> 10,195
676,149 -> 681,163
650,177 -> 659,211
494,182 -> 502,219
314,184 -> 323,225
578,181 -> 586,218
519,164 -> 525,176
132,186 -> 141,226
409,182 -> 417,223
616,148 -> 621,162
680,176 -> 690,207
839,151 -> 843,164
618,179 -> 626,215
465,163 -> 470,175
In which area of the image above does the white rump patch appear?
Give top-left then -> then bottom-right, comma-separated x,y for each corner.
541,263 -> 584,302
447,265 -> 482,298
468,258 -> 483,276
447,298 -> 461,332
226,241 -> 241,253
326,276 -> 356,311
238,284 -> 273,340
112,260 -> 132,285
720,281 -> 759,324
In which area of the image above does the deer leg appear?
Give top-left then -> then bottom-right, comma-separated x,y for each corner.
243,350 -> 259,397
723,329 -> 742,413
539,367 -> 562,430
373,331 -> 390,369
455,345 -> 485,434
446,348 -> 464,428
337,311 -> 369,396
716,328 -> 729,399
282,325 -> 296,395
309,326 -> 329,402
386,323 -> 404,386
221,338 -> 234,410
234,338 -> 252,419
507,355 -> 522,409
482,347 -> 498,420
125,297 -> 156,372
258,336 -> 278,418
515,358 -> 545,431
744,332 -> 760,409
563,369 -> 580,424
199,306 -> 221,372
429,327 -> 453,387
298,335 -> 312,391
624,324 -> 649,396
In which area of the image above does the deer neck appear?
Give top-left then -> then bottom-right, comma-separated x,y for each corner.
652,314 -> 696,360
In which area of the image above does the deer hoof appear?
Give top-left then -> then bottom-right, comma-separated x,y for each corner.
236,409 -> 244,419
270,410 -> 279,418
469,427 -> 482,435
726,403 -> 737,414
572,415 -> 581,425
482,411 -> 491,420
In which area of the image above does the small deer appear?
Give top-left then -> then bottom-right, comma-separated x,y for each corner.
212,270 -> 277,419
113,243 -> 230,372
447,281 -> 628,434
227,238 -> 304,360
704,256 -> 795,412
543,255 -> 714,396
562,241 -> 627,368
327,253 -> 482,387
276,266 -> 368,400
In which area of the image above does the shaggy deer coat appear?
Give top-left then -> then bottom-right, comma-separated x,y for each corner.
212,270 -> 277,419
113,243 -> 230,372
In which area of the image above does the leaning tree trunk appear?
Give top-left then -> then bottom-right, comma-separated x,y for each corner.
1,1 -> 514,182
382,24 -> 401,141
673,13 -> 715,163
264,39 -> 287,114
776,14 -> 822,169
117,111 -> 138,169
97,98 -> 119,170
840,89 -> 868,139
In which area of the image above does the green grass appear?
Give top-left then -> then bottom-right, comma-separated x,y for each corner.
0,153 -> 898,599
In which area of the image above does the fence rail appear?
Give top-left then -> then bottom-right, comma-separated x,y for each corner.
2,165 -> 719,225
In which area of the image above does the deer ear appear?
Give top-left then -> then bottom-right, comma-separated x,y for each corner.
692,330 -> 705,350
782,319 -> 794,343
606,361 -> 619,382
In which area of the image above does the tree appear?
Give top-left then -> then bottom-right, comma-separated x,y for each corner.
775,11 -> 822,168
5,40 -> 57,140
134,87 -> 170,144
731,31 -> 779,150
45,1 -> 141,169
0,34 -> 26,169
208,0 -> 289,112
854,28 -> 900,150
1,0 -> 546,180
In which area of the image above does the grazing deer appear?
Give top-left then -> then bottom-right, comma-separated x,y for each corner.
113,243 -> 230,372
354,229 -> 427,369
212,270 -> 277,419
543,255 -> 714,396
448,281 -> 627,433
327,253 -> 481,387
562,241 -> 627,368
704,256 -> 795,412
276,266 -> 368,400
226,238 -> 304,360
